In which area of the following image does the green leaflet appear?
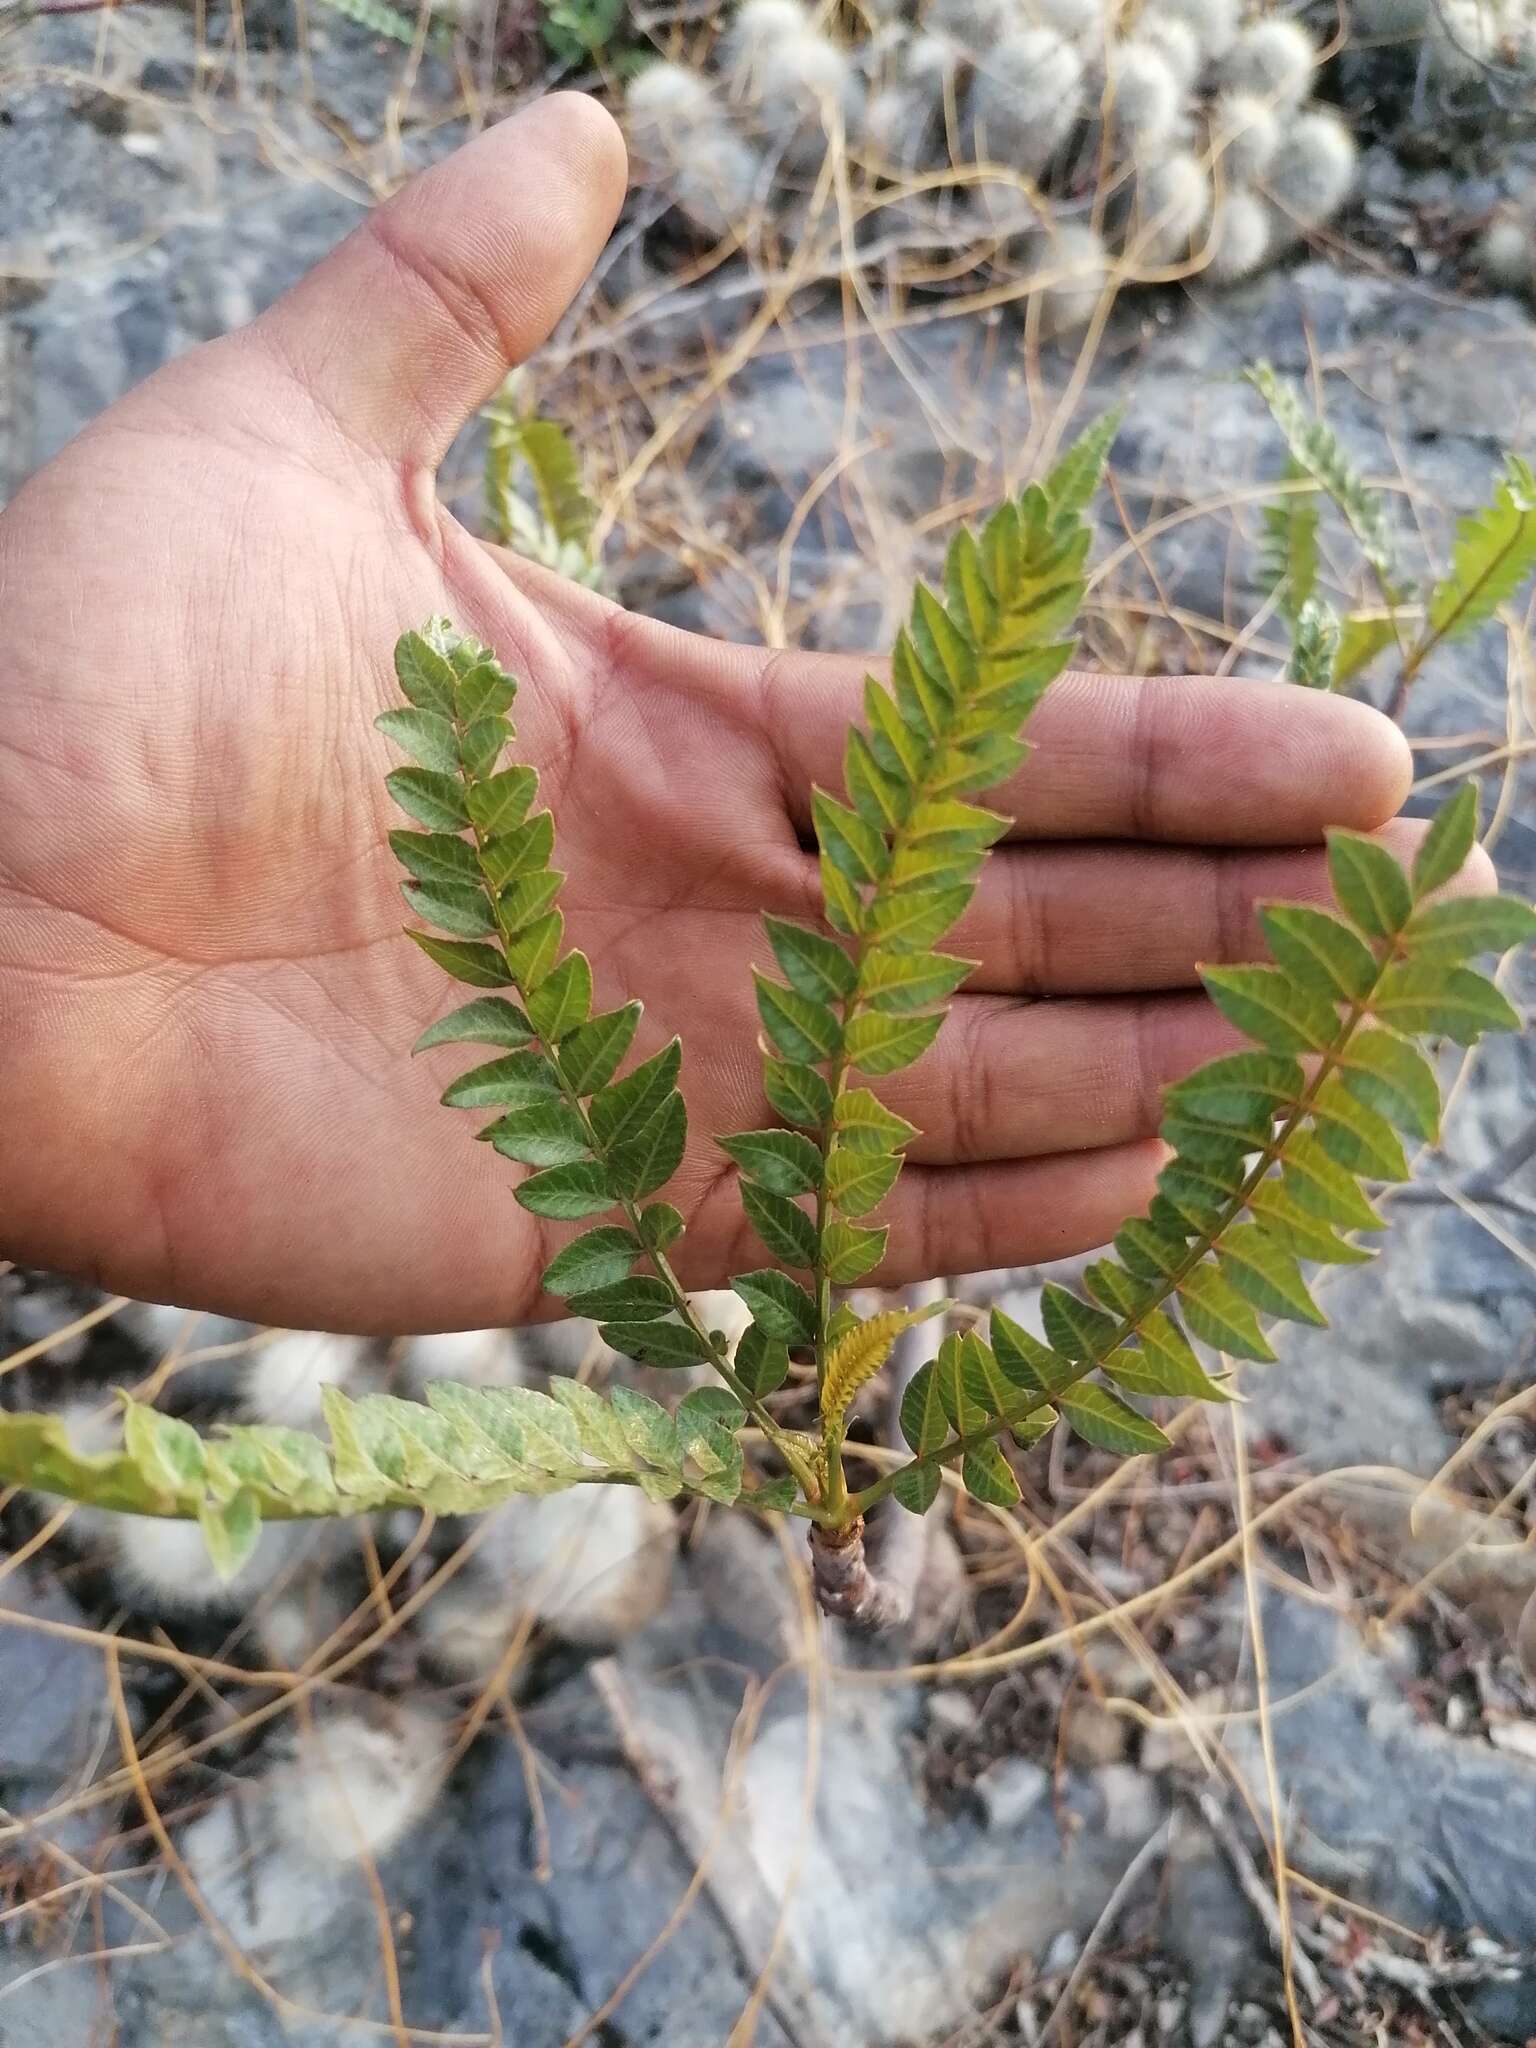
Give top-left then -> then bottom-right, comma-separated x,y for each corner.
1425,455 -> 1536,646
1245,365 -> 1406,597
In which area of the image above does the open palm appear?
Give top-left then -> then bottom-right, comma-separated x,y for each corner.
0,97 -> 1445,1334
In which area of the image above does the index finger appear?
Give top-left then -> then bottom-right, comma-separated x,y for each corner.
755,654 -> 1413,845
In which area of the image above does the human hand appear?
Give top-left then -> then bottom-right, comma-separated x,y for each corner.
0,96 -> 1461,1333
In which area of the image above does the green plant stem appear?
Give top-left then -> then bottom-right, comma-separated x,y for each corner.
1386,520 -> 1532,719
458,757 -> 820,1505
848,946 -> 1405,1519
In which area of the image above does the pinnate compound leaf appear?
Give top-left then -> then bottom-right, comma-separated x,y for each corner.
732,1272 -> 817,1347
515,1162 -> 614,1219
391,829 -> 479,886
892,1461 -> 943,1514
821,1220 -> 888,1284
843,1010 -> 945,1075
467,765 -> 538,835
1040,1283 -> 1118,1362
527,953 -> 592,1042
1176,1261 -> 1276,1361
198,1492 -> 264,1580
764,1058 -> 834,1129
900,1359 -> 949,1456
403,879 -> 497,939
607,1090 -> 687,1200
609,1387 -> 680,1473
407,932 -> 512,988
1425,455 -> 1536,645
565,1277 -> 676,1322
824,1147 -> 901,1217
1403,894 -> 1536,961
1339,1028 -> 1441,1141
487,1100 -> 591,1167
1200,966 -> 1338,1054
387,767 -> 469,832
1311,1076 -> 1411,1181
482,812 -> 555,891
591,1041 -> 682,1148
1372,962 -> 1520,1043
497,913 -> 562,994
1042,406 -> 1123,521
1286,596 -> 1340,689
741,1183 -> 819,1266
414,997 -> 533,1054
602,1319 -> 713,1368
1412,783 -> 1479,901
765,917 -> 857,1003
1218,1223 -> 1326,1325
638,1202 -> 685,1252
558,1004 -> 642,1095
395,627 -> 458,716
1259,905 -> 1377,1002
1328,831 -> 1412,939
1059,1382 -> 1171,1456
444,1048 -> 560,1111
754,975 -> 842,1064
833,1090 -> 918,1154
962,1440 -> 1021,1506
541,1225 -> 641,1297
718,1129 -> 823,1196
736,1322 -> 790,1397
990,1307 -> 1077,1396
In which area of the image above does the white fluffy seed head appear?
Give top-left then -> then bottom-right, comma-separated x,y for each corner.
243,1331 -> 370,1430
52,1395 -> 122,1458
1134,149 -> 1212,262
479,1485 -> 677,1646
626,61 -> 720,147
1137,11 -> 1203,85
1107,40 -> 1185,153
1479,211 -> 1534,287
1220,17 -> 1315,106
905,26 -> 965,84
672,127 -> 765,235
1428,0 -> 1501,72
1020,0 -> 1106,50
120,1300 -> 257,1363
1145,0 -> 1238,58
267,1704 -> 447,1866
179,1800 -> 338,1953
926,0 -> 1017,57
111,1514 -> 299,1614
255,1576 -> 354,1673
1265,108 -> 1356,227
1212,89 -> 1281,181
1033,220 -> 1108,336
1204,186 -> 1272,280
416,1578 -> 522,1683
971,28 -> 1086,173
396,1326 -> 524,1396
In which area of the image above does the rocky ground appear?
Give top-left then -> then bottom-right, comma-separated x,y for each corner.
3,6 -> 1536,2044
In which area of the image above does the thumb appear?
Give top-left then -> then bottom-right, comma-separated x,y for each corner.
248,93 -> 626,471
